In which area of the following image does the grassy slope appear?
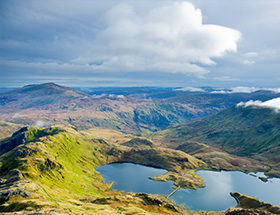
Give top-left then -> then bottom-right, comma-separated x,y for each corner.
152,106 -> 280,176
1,126 -> 278,214
0,126 -> 111,213
164,106 -> 280,159
0,125 -> 207,214
229,192 -> 280,214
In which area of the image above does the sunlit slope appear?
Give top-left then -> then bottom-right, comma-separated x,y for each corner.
154,106 -> 280,177
0,125 -> 206,214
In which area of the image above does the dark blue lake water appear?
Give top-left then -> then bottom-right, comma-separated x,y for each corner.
96,162 -> 280,211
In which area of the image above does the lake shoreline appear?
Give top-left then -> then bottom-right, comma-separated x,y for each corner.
96,162 -> 280,211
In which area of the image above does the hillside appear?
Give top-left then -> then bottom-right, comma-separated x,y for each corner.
0,83 -> 205,133
0,125 -> 208,214
153,105 -> 280,177
1,83 -> 279,134
1,126 -> 278,214
0,83 -> 88,110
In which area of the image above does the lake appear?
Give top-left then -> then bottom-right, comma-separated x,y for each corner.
96,162 -> 280,211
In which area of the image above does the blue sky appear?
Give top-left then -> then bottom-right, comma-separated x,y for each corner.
0,0 -> 280,87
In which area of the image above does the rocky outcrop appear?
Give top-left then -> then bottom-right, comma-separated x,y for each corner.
123,138 -> 154,148
230,192 -> 280,214
90,193 -> 181,213
150,171 -> 205,189
225,208 -> 271,215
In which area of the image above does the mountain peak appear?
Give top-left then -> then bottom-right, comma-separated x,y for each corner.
38,82 -> 61,88
0,83 -> 88,109
20,82 -> 71,92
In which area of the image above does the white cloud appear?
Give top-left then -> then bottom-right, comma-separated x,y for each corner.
237,97 -> 280,111
116,95 -> 125,99
2,0 -> 280,87
230,86 -> 260,93
242,59 -> 255,65
268,88 -> 280,93
92,93 -> 107,98
175,87 -> 205,92
108,94 -> 125,99
34,120 -> 46,127
211,86 -> 280,94
87,2 -> 241,76
243,52 -> 258,58
3,2 -> 240,77
211,86 -> 260,94
12,113 -> 25,119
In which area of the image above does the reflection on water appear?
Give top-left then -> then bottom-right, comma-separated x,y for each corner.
172,171 -> 236,211
96,162 -> 173,195
96,163 -> 280,211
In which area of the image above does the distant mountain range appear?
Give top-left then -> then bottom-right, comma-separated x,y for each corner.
1,83 -> 280,214
1,83 -> 279,134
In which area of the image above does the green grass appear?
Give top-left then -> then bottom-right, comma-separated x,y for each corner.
0,125 -> 113,212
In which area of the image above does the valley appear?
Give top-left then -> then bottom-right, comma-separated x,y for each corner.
2,0 -> 279,214
1,83 -> 279,134
0,83 -> 280,214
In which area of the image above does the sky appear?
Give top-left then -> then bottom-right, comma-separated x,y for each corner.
0,0 -> 280,88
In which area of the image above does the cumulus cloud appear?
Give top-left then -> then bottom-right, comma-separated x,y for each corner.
1,1 -> 240,78
174,87 -> 205,92
237,97 -> 280,112
2,0 -> 280,87
89,2 -> 241,75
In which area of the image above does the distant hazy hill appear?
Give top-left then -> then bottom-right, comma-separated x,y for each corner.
0,82 -> 88,110
1,83 -> 279,134
0,83 -> 211,133
154,105 -> 280,177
